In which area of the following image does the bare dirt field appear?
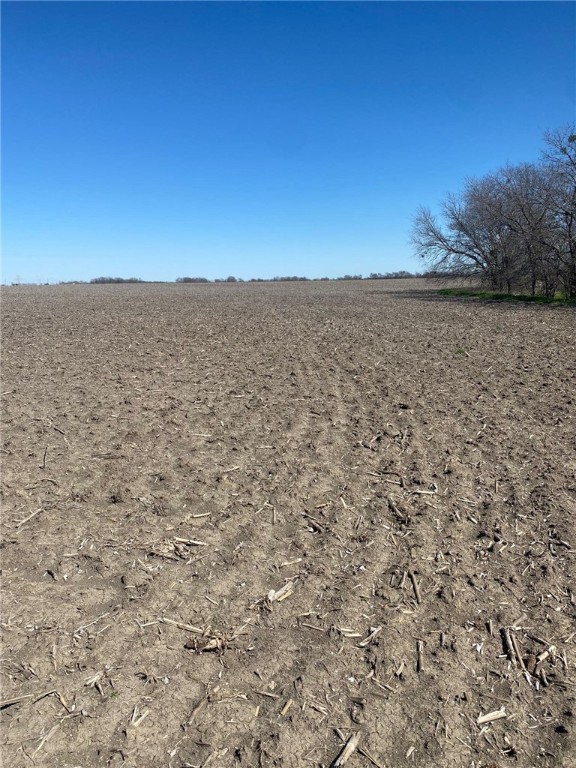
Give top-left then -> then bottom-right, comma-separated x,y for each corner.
1,278 -> 575,768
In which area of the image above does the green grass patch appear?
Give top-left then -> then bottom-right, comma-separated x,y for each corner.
437,288 -> 576,305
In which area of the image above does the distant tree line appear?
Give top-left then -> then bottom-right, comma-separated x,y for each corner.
76,271 -> 424,286
411,125 -> 576,298
272,275 -> 310,281
175,272 -> 422,283
336,274 -> 363,281
366,270 -> 420,279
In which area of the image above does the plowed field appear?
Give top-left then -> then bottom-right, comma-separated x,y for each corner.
2,279 -> 575,767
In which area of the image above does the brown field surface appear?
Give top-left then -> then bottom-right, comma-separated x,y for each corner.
1,278 -> 575,767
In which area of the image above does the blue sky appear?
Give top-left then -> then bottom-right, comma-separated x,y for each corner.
2,1 -> 575,283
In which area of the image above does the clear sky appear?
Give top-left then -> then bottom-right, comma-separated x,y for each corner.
2,1 -> 575,283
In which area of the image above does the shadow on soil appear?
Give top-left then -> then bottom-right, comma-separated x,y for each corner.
380,288 -> 576,311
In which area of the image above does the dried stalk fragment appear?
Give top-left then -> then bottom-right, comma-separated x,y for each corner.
338,627 -> 362,638
173,537 -> 207,546
477,707 -> 507,725
16,508 -> 43,528
32,724 -> 60,757
509,631 -> 527,672
500,627 -> 517,666
331,732 -> 361,767
411,483 -> 438,495
160,617 -> 203,634
416,640 -> 424,672
0,693 -> 34,709
536,645 -> 556,663
408,571 -> 422,604
267,581 -> 295,602
358,626 -> 382,647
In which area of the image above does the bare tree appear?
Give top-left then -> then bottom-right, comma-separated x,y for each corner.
411,178 -> 514,288
411,125 -> 576,298
542,124 -> 576,298
485,164 -> 560,296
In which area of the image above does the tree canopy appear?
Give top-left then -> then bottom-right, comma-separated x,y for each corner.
411,125 -> 576,298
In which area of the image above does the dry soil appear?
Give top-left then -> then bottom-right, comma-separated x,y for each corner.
1,279 -> 575,768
